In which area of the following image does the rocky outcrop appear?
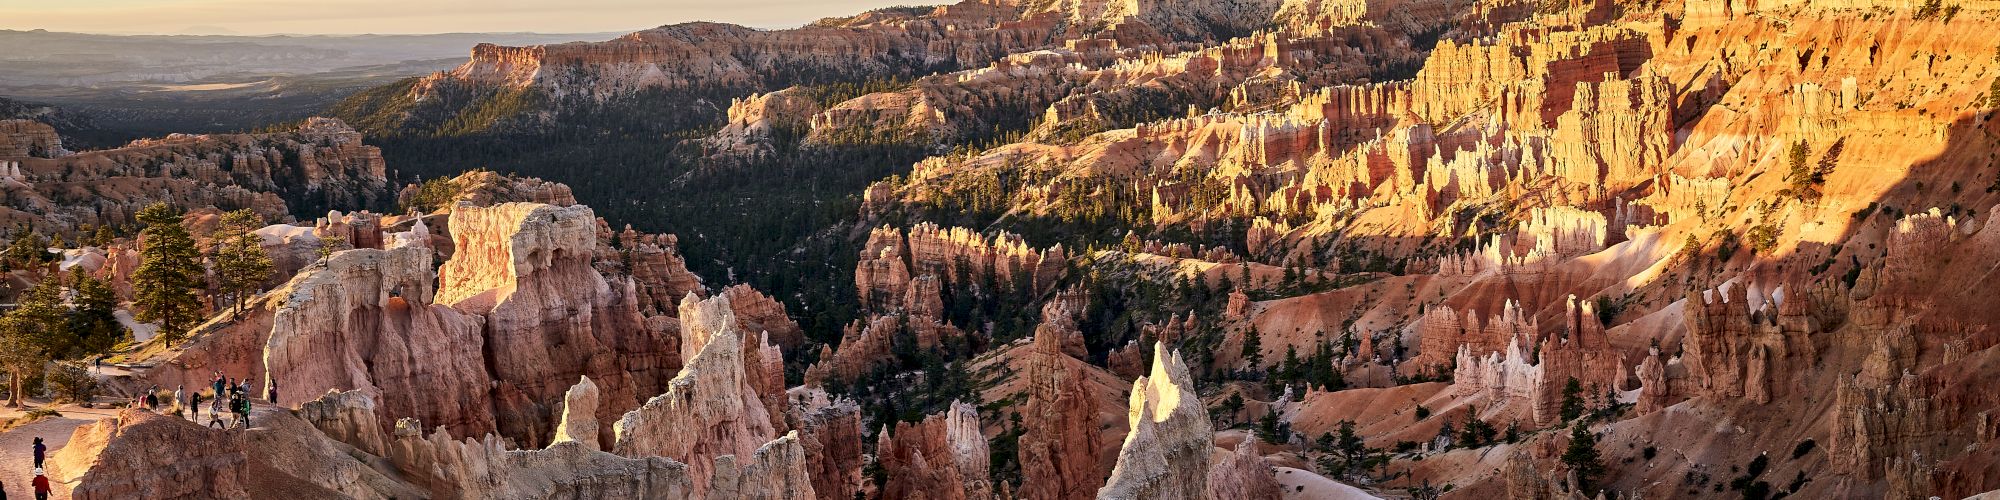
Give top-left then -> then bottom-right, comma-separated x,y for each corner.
721,283 -> 806,350
0,119 -> 66,158
48,409 -> 251,500
262,242 -> 496,437
705,88 -> 824,161
1099,343 -> 1212,500
1018,312 -> 1106,500
1682,283 -> 1810,404
798,398 -> 865,500
608,224 -> 704,316
552,376 -> 604,451
420,5 -> 1062,98
877,401 -> 994,500
612,293 -> 785,497
387,425 -> 695,499
1206,437 -> 1282,500
436,202 -> 673,446
858,223 -> 1066,310
0,117 -> 387,232
1413,301 -> 1535,375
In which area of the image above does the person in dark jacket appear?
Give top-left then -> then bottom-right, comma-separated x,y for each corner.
31,438 -> 44,468
266,379 -> 277,403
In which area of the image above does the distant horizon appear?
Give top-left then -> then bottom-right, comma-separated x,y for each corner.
0,0 -> 924,37
1,27 -> 641,37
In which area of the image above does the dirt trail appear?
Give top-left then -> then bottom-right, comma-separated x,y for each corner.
0,405 -> 123,500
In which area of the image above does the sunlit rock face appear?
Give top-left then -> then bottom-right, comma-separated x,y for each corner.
1098,343 -> 1212,500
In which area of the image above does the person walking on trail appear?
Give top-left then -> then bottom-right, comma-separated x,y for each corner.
207,405 -> 226,429
31,469 -> 49,500
31,438 -> 45,468
142,389 -> 157,411
266,379 -> 277,403
188,392 -> 201,419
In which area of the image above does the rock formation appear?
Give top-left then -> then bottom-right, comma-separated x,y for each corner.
0,119 -> 66,158
553,376 -> 604,451
613,292 -> 797,498
0,117 -> 387,233
877,401 -> 994,500
798,397 -> 865,500
1099,343 -> 1212,500
48,409 -> 251,499
1206,437 -> 1282,500
1018,310 -> 1107,500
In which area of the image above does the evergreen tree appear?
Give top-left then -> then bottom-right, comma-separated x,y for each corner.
212,209 -> 275,314
2,225 -> 49,271
1559,377 -> 1586,422
91,225 -> 116,247
132,203 -> 206,342
1240,325 -> 1264,371
0,317 -> 40,407
0,278 -> 64,407
1562,423 -> 1606,491
66,268 -> 125,356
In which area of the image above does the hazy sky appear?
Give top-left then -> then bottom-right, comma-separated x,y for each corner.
0,0 -> 922,35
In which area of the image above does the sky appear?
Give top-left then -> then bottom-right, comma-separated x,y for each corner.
0,0 -> 921,35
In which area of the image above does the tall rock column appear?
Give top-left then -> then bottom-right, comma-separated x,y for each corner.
1098,343 -> 1213,500
1018,315 -> 1105,500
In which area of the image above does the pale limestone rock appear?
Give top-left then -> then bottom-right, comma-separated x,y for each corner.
1099,343 -> 1213,500
614,293 -> 779,497
553,376 -> 604,451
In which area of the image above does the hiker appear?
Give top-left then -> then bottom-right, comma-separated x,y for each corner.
188,392 -> 201,419
31,437 -> 44,468
235,396 -> 251,429
266,379 -> 277,403
212,374 -> 225,397
31,469 -> 47,500
142,389 -> 157,411
207,406 -> 225,429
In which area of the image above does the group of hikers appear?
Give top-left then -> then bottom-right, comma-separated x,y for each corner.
0,438 -> 55,500
138,371 -> 276,430
9,371 -> 282,498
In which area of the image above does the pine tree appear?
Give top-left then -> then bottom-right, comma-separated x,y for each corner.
132,203 -> 206,342
1561,423 -> 1606,491
212,209 -> 275,314
91,226 -> 115,247
0,317 -> 40,408
2,225 -> 48,271
0,278 -> 65,407
66,268 -> 125,356
1240,325 -> 1264,371
1559,377 -> 1586,422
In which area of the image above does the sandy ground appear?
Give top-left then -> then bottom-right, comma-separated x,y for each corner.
1275,466 -> 1386,500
